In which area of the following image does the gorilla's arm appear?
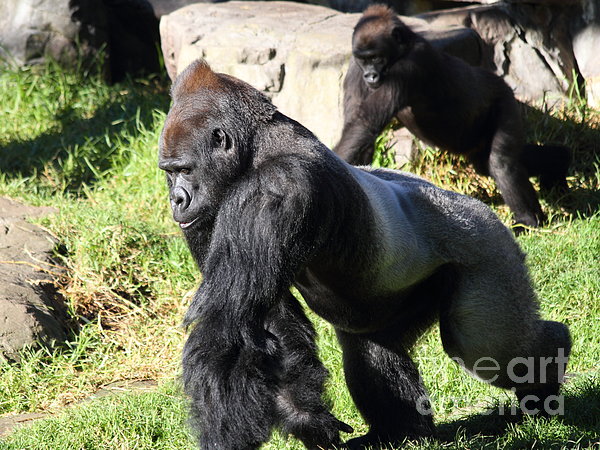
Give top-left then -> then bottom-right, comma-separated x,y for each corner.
333,63 -> 400,165
182,156 -> 331,449
184,157 -> 320,326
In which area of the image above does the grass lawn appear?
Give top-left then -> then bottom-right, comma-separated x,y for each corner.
0,61 -> 598,449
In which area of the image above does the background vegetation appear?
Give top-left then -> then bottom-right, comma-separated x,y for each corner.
0,60 -> 598,449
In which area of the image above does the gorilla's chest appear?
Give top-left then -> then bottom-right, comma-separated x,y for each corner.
396,106 -> 476,154
293,267 -> 414,334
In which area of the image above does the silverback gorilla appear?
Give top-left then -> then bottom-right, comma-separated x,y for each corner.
159,60 -> 571,449
334,5 -> 571,229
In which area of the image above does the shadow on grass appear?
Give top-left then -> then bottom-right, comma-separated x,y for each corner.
0,76 -> 170,192
436,380 -> 600,448
522,103 -> 600,219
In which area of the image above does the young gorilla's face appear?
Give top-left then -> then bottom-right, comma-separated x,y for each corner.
352,21 -> 412,89
353,48 -> 388,89
158,102 -> 241,232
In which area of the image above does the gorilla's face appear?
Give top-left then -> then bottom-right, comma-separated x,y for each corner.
352,22 -> 413,90
159,103 -> 243,232
354,49 -> 387,89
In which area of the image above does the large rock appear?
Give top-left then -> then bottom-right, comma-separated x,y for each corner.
0,0 -> 97,67
0,198 -> 69,361
160,1 -> 483,149
572,0 -> 600,108
420,0 -> 600,108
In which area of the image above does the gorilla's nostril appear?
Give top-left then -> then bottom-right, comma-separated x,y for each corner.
365,73 -> 379,84
172,186 -> 191,210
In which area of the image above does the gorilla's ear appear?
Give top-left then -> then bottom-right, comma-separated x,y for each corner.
245,89 -> 277,123
392,24 -> 412,46
211,128 -> 233,151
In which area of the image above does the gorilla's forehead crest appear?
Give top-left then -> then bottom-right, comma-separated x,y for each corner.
360,4 -> 397,24
170,58 -> 278,123
354,4 -> 398,40
172,59 -> 221,100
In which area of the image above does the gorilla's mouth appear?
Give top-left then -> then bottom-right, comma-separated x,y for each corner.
366,80 -> 382,90
179,217 -> 199,229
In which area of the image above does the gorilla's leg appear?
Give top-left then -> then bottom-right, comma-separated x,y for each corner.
488,144 -> 544,228
267,293 -> 352,449
513,320 -> 571,416
440,268 -> 571,417
336,329 -> 435,448
521,144 -> 571,192
482,103 -> 545,228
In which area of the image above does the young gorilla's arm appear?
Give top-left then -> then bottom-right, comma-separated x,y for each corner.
333,64 -> 399,165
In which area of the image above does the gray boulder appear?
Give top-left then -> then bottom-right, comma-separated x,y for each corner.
0,198 -> 69,361
572,0 -> 600,108
0,0 -> 96,67
420,0 -> 600,108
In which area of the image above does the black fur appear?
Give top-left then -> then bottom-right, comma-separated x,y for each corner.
334,5 -> 571,229
160,59 -> 571,449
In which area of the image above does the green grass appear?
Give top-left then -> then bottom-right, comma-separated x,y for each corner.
1,384 -> 195,450
0,60 -> 599,449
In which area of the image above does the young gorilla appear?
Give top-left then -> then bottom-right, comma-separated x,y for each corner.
334,5 -> 571,229
159,59 -> 571,449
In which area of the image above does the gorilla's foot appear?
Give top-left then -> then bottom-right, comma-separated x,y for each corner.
285,411 -> 353,450
344,428 -> 434,449
516,383 -> 563,417
344,432 -> 389,450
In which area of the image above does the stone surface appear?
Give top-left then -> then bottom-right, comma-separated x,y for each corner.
420,3 -> 577,106
0,198 -> 69,361
160,1 -> 483,149
0,0 -> 94,67
572,1 -> 600,107
0,413 -> 49,437
390,128 -> 420,168
573,26 -> 600,108
420,1 -> 600,107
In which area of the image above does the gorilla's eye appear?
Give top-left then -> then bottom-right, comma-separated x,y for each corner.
180,168 -> 191,175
